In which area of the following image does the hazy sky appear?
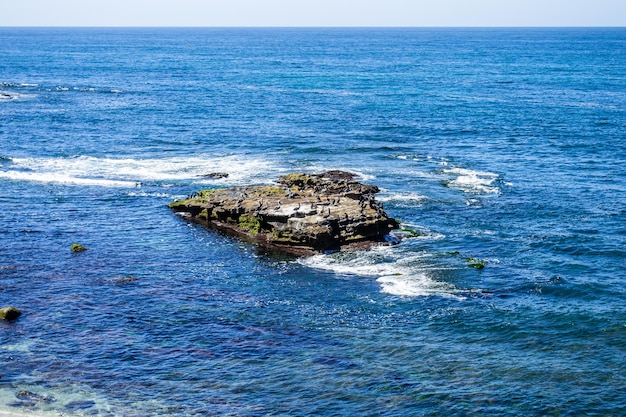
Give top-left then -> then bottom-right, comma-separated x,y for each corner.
3,0 -> 626,27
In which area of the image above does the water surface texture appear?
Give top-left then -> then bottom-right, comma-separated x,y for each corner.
1,28 -> 625,416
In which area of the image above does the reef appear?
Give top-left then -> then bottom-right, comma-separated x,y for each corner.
169,171 -> 399,256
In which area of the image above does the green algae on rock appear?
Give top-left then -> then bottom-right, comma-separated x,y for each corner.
169,171 -> 400,256
467,258 -> 487,269
70,243 -> 88,253
0,306 -> 22,321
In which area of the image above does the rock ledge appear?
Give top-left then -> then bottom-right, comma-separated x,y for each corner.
169,171 -> 399,255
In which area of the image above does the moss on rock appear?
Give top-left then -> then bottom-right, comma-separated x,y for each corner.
467,258 -> 487,269
70,243 -> 88,253
256,186 -> 285,196
238,215 -> 261,235
0,306 -> 22,321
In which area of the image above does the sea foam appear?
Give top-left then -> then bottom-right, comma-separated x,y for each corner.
298,246 -> 460,298
442,167 -> 501,194
0,155 -> 279,188
0,170 -> 139,187
378,191 -> 427,204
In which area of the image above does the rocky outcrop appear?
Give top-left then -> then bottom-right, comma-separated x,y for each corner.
0,306 -> 22,321
70,243 -> 88,253
169,171 -> 399,255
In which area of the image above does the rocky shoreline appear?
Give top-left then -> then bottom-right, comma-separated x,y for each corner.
169,171 -> 400,255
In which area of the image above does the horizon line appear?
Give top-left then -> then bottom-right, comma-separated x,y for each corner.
1,25 -> 625,29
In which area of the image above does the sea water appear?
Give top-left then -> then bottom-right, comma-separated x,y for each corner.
1,28 -> 625,416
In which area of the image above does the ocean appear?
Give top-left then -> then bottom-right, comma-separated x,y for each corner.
1,27 -> 625,416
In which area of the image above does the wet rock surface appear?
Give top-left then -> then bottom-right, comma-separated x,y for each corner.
169,171 -> 399,255
0,306 -> 22,321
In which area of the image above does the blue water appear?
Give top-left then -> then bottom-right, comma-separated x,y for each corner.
1,28 -> 625,416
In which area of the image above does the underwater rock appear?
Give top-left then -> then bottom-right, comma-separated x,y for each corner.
15,390 -> 55,403
65,399 -> 96,410
0,306 -> 22,321
114,276 -> 139,284
70,243 -> 88,253
169,171 -> 399,255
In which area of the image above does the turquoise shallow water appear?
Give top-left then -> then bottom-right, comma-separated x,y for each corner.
1,28 -> 625,416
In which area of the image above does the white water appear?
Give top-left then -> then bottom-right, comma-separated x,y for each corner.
378,190 -> 428,204
298,246 -> 461,298
442,167 -> 501,194
0,155 -> 280,188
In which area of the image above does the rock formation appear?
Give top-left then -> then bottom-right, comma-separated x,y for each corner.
70,243 -> 88,253
169,171 -> 399,255
0,306 -> 22,321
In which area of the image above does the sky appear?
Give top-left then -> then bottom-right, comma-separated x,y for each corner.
2,0 -> 625,27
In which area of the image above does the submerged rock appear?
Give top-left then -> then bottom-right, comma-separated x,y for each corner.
169,171 -> 399,255
0,306 -> 22,321
114,275 -> 139,284
15,390 -> 55,403
65,399 -> 96,410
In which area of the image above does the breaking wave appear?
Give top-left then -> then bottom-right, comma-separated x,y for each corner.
378,191 -> 428,204
298,246 -> 461,298
442,167 -> 501,194
0,155 -> 280,188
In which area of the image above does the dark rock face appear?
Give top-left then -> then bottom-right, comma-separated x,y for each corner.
169,171 -> 399,255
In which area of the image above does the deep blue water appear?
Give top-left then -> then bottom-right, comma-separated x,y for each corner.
1,28 -> 625,416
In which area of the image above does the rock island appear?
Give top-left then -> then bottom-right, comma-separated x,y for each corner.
169,171 -> 399,255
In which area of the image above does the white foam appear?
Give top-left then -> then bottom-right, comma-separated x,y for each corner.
396,154 -> 449,165
442,167 -> 501,194
0,91 -> 36,101
0,170 -> 140,187
298,246 -> 461,298
125,191 -> 172,198
377,274 -> 459,298
0,155 -> 279,188
300,252 -> 401,278
0,92 -> 17,100
378,191 -> 427,204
